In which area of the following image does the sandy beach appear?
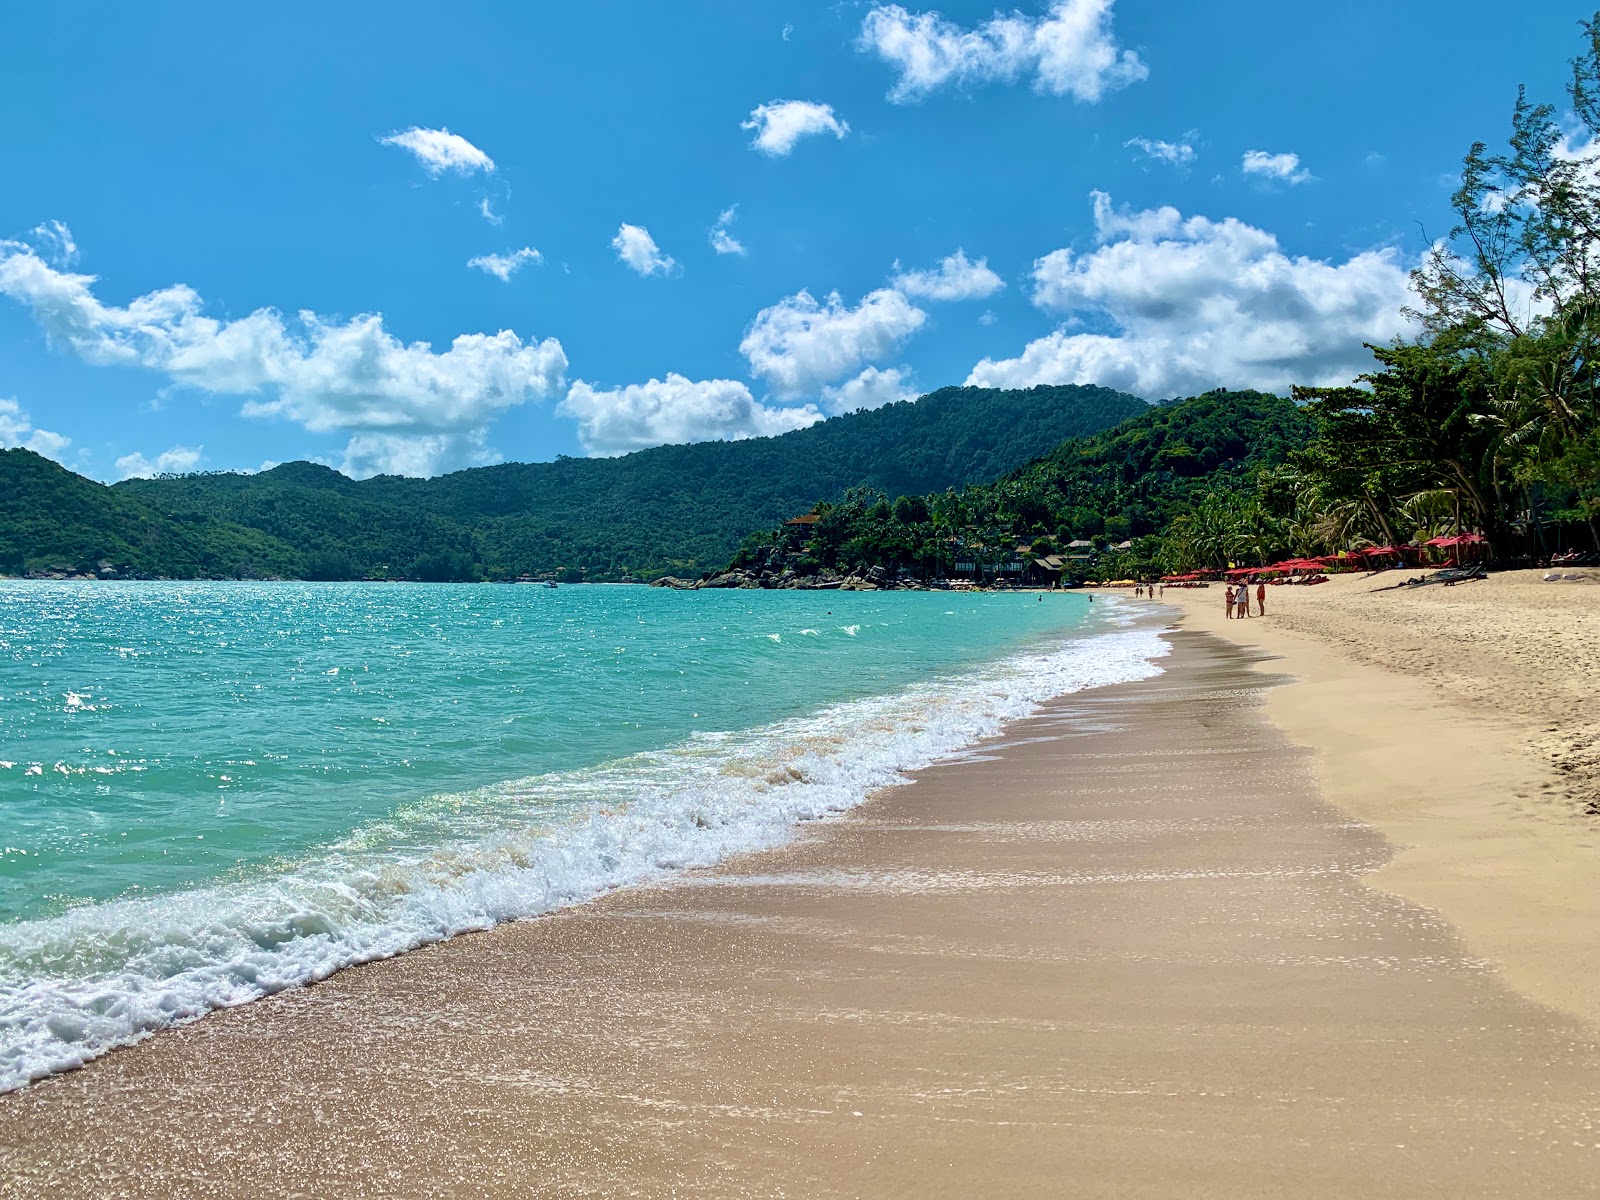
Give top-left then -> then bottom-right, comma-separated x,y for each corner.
2,590 -> 1599,1197
1157,569 -> 1600,1028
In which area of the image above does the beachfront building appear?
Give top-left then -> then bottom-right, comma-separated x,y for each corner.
1029,554 -> 1065,586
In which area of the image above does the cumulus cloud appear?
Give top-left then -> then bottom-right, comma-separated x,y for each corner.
0,225 -> 567,478
558,374 -> 822,456
1126,136 -> 1195,167
114,444 -> 201,480
965,191 -> 1415,398
0,398 -> 71,462
467,246 -> 542,281
378,127 -> 496,176
1241,149 -> 1312,185
740,287 -> 927,398
741,100 -> 850,156
892,249 -> 1004,301
821,366 -> 918,413
857,0 -> 1146,103
612,223 -> 677,276
709,206 -> 747,256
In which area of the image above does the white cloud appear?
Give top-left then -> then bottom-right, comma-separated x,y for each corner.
1125,136 -> 1195,167
782,22 -> 794,40
0,398 -> 71,462
741,100 -> 849,156
978,309 -> 998,326
892,249 -> 1004,301
612,223 -> 677,276
857,0 -> 1146,103
1241,149 -> 1312,185
477,197 -> 503,225
740,287 -> 927,397
379,127 -> 495,176
28,220 -> 78,267
558,374 -> 822,456
114,444 -> 201,480
709,206 -> 747,256
821,366 -> 918,413
965,191 -> 1415,398
467,246 -> 542,282
0,225 -> 567,478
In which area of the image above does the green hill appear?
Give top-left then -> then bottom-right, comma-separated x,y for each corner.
725,390 -> 1315,582
110,383 -> 1147,580
1002,388 -> 1315,538
0,449 -> 301,579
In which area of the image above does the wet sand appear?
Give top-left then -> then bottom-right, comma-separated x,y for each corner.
2,628 -> 1598,1197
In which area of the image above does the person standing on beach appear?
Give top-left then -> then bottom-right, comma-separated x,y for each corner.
1256,582 -> 1266,616
1224,585 -> 1235,619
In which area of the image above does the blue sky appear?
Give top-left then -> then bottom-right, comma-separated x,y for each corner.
0,1 -> 1584,479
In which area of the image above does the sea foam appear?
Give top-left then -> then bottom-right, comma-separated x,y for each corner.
0,617 -> 1167,1091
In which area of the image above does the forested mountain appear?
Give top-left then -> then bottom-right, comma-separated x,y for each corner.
6,383 -> 1146,580
0,449 -> 301,578
725,390 -> 1313,582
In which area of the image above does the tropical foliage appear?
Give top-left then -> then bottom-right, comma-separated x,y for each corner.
1165,16 -> 1600,570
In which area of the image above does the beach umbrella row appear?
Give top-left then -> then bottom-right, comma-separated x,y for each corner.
1202,535 -> 1486,580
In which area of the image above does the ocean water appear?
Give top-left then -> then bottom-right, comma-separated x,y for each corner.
0,582 -> 1166,1089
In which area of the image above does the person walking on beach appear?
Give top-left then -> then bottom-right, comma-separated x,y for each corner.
1256,581 -> 1266,617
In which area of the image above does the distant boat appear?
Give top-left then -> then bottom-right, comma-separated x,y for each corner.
545,580 -> 558,588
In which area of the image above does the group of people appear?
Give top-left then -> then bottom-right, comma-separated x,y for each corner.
1226,581 -> 1265,619
1133,583 -> 1163,599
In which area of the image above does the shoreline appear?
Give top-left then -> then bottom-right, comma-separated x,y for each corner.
0,593 -> 1151,1093
2,619 -> 1598,1196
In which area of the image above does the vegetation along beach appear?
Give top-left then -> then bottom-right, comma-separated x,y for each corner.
2,3 -> 1600,1197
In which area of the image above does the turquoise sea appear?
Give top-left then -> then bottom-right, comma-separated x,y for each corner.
0,582 -> 1166,1088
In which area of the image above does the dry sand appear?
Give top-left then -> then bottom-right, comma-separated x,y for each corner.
2,619 -> 1598,1198
1158,569 -> 1600,1027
